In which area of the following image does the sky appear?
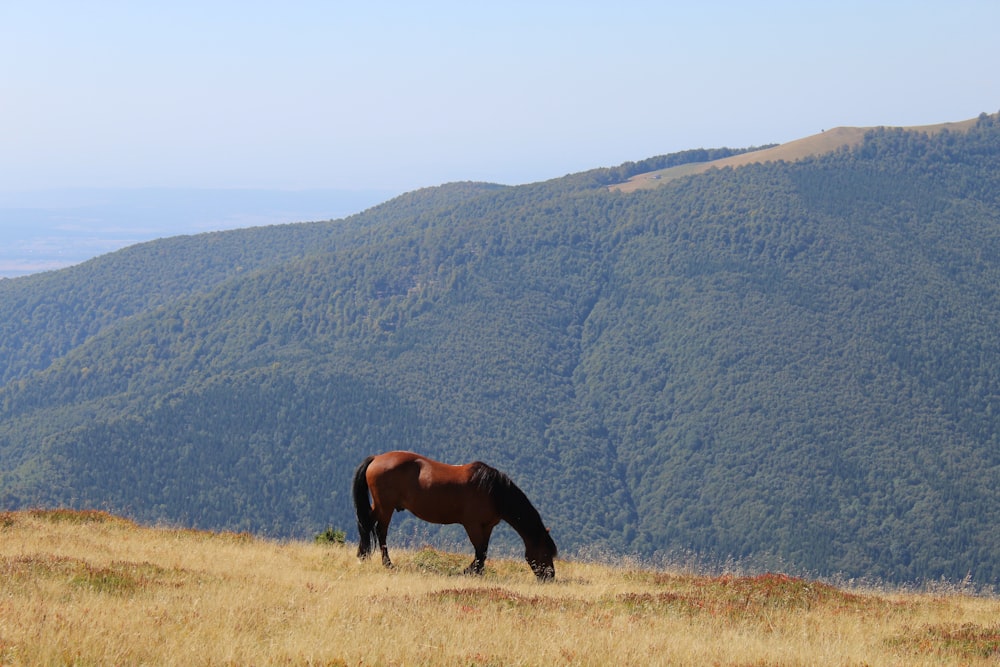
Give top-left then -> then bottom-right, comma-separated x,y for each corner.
1,2 -> 999,275
4,0 -> 998,194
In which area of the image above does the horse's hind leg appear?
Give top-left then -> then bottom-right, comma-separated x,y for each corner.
374,508 -> 394,569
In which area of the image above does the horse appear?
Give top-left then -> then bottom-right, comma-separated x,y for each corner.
352,451 -> 557,581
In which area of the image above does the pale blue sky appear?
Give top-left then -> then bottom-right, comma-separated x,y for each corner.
2,1 -> 999,193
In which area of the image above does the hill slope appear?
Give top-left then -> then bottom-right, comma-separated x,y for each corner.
2,114 -> 999,584
4,510 -> 1000,666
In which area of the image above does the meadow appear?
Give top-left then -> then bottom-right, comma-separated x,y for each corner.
2,510 -> 999,666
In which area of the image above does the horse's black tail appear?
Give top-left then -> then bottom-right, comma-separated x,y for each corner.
353,455 -> 377,559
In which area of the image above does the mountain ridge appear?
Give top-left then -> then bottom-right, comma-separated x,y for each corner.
2,112 -> 999,585
612,116 -> 983,191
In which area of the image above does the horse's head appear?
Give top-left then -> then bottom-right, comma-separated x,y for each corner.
525,530 -> 557,582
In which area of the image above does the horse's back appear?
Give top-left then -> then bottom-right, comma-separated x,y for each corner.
365,451 -> 493,525
368,451 -> 470,483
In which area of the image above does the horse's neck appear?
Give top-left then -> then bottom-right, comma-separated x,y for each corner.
503,510 -> 545,547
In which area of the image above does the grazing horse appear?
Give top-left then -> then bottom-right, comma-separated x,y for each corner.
353,451 -> 557,581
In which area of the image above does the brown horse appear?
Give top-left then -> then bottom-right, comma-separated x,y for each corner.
353,451 -> 557,581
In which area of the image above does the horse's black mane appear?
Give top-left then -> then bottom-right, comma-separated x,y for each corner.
469,462 -> 557,556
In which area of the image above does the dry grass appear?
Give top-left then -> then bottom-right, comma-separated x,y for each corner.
612,116 -> 981,192
2,509 -> 999,665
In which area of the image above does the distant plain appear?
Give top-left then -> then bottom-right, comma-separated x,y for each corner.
0,188 -> 394,278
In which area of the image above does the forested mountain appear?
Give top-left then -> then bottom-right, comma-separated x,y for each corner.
2,113 -> 999,585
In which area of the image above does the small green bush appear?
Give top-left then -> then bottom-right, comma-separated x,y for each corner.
314,527 -> 346,545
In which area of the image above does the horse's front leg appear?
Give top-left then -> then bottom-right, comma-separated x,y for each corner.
464,545 -> 487,576
463,524 -> 494,576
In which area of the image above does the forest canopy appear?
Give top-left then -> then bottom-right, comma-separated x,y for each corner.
2,113 -> 1000,585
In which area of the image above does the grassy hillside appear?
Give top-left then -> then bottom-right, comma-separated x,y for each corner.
2,114 -> 1000,586
613,116 -> 982,191
2,510 -> 999,666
